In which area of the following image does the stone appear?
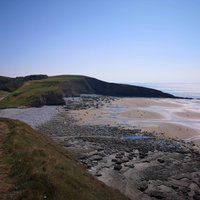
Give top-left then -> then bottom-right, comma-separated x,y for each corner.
138,181 -> 148,191
95,172 -> 102,177
148,190 -> 167,199
139,153 -> 147,159
158,185 -> 175,193
124,163 -> 135,168
127,155 -> 134,160
111,158 -> 117,162
157,158 -> 165,163
115,154 -> 123,159
116,159 -> 123,165
121,157 -> 129,163
114,164 -> 122,170
189,182 -> 200,193
169,179 -> 189,188
90,155 -> 103,161
188,191 -> 195,198
194,194 -> 200,200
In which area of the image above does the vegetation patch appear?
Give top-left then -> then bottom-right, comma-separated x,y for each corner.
0,75 -> 85,108
0,118 -> 129,200
0,90 -> 10,98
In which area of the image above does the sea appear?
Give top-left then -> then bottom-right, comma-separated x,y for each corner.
131,83 -> 200,99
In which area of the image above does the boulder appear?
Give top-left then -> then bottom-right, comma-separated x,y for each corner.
124,163 -> 135,168
114,164 -> 122,170
157,158 -> 165,163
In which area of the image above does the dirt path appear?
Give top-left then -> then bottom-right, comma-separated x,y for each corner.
0,122 -> 13,200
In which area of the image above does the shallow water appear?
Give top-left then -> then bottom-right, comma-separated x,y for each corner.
124,135 -> 152,140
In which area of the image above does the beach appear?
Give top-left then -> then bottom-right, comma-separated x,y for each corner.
1,96 -> 200,199
37,97 -> 200,200
69,98 -> 200,144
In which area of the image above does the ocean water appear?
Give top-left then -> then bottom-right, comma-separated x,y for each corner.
131,83 -> 200,99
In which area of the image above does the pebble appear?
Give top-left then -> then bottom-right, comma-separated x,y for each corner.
114,164 -> 122,170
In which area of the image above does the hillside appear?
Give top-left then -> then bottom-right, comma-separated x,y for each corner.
0,75 -> 48,92
0,118 -> 130,200
0,75 -> 175,108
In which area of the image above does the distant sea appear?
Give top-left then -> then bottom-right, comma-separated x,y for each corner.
131,83 -> 200,99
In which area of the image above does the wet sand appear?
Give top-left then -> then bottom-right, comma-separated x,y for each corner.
69,98 -> 200,144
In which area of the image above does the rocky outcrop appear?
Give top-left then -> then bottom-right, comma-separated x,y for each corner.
31,91 -> 65,107
59,76 -> 175,98
85,77 -> 175,98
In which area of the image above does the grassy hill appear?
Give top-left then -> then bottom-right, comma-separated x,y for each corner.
0,75 -> 175,108
0,118 -> 130,200
0,75 -> 47,92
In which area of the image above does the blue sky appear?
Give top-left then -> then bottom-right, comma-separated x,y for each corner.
0,0 -> 200,83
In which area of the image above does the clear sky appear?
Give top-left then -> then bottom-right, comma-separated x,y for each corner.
0,0 -> 200,83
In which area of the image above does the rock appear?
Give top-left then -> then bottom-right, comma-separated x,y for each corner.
90,155 -> 103,161
158,185 -> 175,193
172,173 -> 190,180
189,182 -> 200,193
97,147 -> 104,151
194,194 -> 200,200
192,146 -> 200,154
157,158 -> 165,163
114,164 -> 122,170
146,182 -> 179,199
115,154 -> 123,159
148,190 -> 167,199
86,163 -> 93,168
121,157 -> 129,163
111,158 -> 117,162
138,181 -> 148,191
188,190 -> 195,198
139,153 -> 148,159
124,163 -> 135,168
127,155 -> 134,160
169,179 -> 189,188
95,172 -> 102,177
116,159 -> 123,165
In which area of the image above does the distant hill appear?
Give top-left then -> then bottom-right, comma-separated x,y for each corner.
0,118 -> 129,200
0,75 -> 47,92
0,75 -> 175,108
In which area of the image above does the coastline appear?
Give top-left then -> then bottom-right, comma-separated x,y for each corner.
69,98 -> 200,144
1,96 -> 200,199
37,100 -> 200,200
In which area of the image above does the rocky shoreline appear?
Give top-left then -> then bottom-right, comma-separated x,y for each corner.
37,96 -> 200,200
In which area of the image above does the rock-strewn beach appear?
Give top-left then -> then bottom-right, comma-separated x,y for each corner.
1,96 -> 200,200
69,97 -> 200,144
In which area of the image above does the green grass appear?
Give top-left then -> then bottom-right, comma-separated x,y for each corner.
0,90 -> 10,97
0,118 -> 129,200
0,75 -> 85,108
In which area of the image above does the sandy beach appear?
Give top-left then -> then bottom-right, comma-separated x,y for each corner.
69,98 -> 200,144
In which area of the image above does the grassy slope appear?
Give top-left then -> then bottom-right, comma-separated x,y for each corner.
0,76 -> 84,108
0,90 -> 10,98
0,118 -> 129,200
0,75 -> 174,108
0,75 -> 48,92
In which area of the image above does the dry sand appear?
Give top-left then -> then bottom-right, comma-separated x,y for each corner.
69,98 -> 200,144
